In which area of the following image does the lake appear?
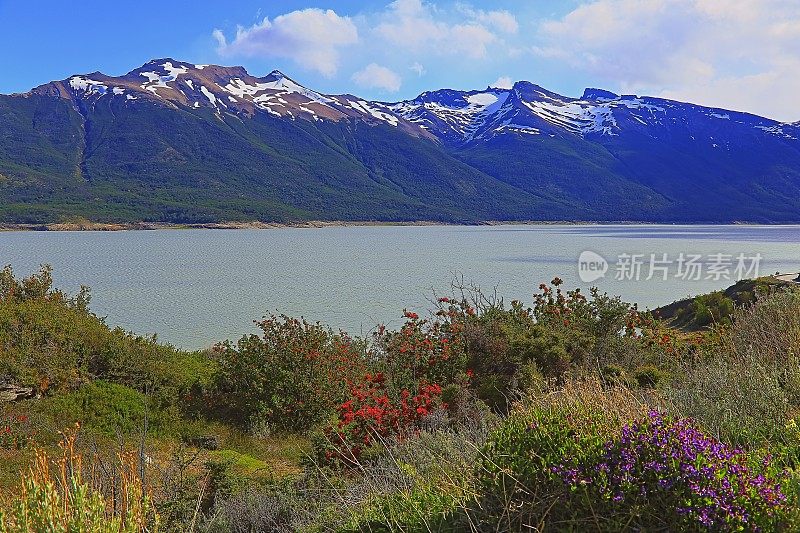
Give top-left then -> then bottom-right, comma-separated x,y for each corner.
1,224 -> 798,350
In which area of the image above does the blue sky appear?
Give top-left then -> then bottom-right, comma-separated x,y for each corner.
1,0 -> 798,120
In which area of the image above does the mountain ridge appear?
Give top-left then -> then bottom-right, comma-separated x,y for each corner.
23,58 -> 798,140
1,58 -> 799,224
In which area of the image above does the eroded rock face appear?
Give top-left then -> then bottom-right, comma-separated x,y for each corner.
0,384 -> 35,402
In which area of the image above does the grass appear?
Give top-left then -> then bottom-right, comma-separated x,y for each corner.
0,429 -> 159,532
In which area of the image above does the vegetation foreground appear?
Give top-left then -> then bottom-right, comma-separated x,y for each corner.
1,265 -> 800,531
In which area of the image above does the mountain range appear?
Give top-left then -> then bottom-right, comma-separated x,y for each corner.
1,58 -> 799,224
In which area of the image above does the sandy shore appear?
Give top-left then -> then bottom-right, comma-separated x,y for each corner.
0,219 -> 781,232
0,220 -> 637,232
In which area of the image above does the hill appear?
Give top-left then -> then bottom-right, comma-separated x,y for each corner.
1,59 -> 799,224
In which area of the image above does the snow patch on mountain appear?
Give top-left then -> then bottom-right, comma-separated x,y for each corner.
610,98 -> 665,113
139,62 -> 187,96
259,72 -> 333,105
466,93 -> 499,106
756,124 -> 798,140
200,86 -> 218,107
68,77 -> 108,96
162,62 -> 188,80
343,100 -> 399,126
495,122 -> 540,135
223,79 -> 272,98
219,73 -> 341,119
389,90 -> 510,140
522,99 -> 618,136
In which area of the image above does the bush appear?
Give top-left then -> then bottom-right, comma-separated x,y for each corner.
210,315 -> 366,432
315,308 -> 474,465
0,265 -> 210,409
472,380 -> 649,529
316,374 -> 446,466
42,381 -> 176,437
457,279 -> 667,410
470,384 -> 793,531
633,364 -> 669,388
555,412 -> 790,531
693,291 -> 735,328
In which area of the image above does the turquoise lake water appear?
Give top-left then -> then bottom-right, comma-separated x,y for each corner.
1,225 -> 798,349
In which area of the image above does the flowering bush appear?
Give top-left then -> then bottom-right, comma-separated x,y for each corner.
475,397 -> 793,531
316,308 -> 470,466
211,315 -> 366,432
378,307 -> 469,391
532,278 -> 635,336
554,412 -> 790,531
319,373 -> 446,465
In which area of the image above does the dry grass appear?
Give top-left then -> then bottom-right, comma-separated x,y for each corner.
0,425 -> 159,532
667,291 -> 800,444
519,377 -> 658,437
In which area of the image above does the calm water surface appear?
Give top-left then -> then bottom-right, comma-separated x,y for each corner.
1,225 -> 798,350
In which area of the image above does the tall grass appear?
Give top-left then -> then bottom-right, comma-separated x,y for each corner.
667,290 -> 800,445
0,427 -> 159,532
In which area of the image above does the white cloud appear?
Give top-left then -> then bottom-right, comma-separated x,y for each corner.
534,0 -> 800,121
213,9 -> 358,77
491,76 -> 514,89
410,62 -> 426,77
456,4 -> 519,34
374,0 -> 499,59
352,63 -> 402,92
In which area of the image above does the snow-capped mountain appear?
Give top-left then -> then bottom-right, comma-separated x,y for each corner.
32,59 -> 427,137
30,59 -> 798,148
2,58 -> 800,224
386,82 -> 799,146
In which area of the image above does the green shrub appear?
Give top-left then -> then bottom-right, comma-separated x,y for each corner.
42,381 -> 174,437
475,404 -> 610,529
600,363 -> 628,386
692,292 -> 734,328
633,364 -> 669,388
0,265 -> 211,411
465,380 -> 650,529
210,315 -> 366,432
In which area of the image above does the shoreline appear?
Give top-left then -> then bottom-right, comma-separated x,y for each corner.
0,219 -> 786,232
